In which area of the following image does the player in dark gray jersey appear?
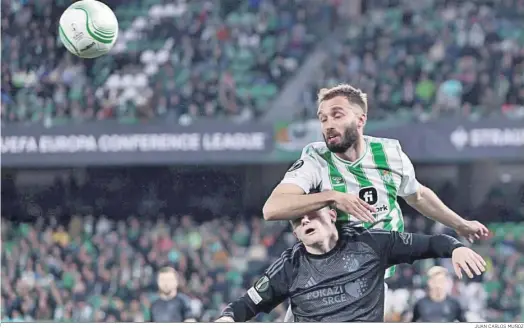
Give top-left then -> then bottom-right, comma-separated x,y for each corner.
216,207 -> 485,322
411,266 -> 467,322
150,267 -> 196,322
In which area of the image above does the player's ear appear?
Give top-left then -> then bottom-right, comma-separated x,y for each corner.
328,208 -> 337,223
357,112 -> 367,129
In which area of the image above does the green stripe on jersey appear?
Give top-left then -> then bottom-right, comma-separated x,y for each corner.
346,164 -> 373,228
369,141 -> 404,279
319,152 -> 349,221
369,142 -> 405,232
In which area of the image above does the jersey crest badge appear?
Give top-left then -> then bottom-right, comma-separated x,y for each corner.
379,169 -> 394,183
287,159 -> 304,172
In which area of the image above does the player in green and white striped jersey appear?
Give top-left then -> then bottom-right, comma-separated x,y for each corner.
263,84 -> 489,322
286,137 -> 418,279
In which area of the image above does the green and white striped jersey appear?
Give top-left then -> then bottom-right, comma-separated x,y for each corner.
280,136 -> 421,278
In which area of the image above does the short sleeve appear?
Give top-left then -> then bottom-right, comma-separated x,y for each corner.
181,296 -> 194,320
397,149 -> 420,197
279,151 -> 322,194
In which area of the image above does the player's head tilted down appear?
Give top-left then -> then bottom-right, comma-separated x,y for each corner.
316,84 -> 368,153
290,207 -> 338,253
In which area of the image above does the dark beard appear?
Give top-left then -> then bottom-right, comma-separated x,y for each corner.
323,122 -> 359,153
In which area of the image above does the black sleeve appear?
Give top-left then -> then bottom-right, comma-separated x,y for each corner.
221,249 -> 294,322
370,230 -> 464,267
455,300 -> 467,322
411,301 -> 420,322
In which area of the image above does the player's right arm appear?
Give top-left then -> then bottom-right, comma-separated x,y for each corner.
216,249 -> 294,322
263,154 -> 375,222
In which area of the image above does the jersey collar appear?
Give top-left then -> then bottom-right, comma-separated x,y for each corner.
332,137 -> 369,167
305,237 -> 344,259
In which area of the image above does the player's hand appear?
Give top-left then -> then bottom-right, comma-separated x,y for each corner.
455,220 -> 490,243
451,247 -> 486,279
332,191 -> 376,223
215,316 -> 235,322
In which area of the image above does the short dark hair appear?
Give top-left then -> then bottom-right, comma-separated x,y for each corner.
158,267 -> 177,276
317,84 -> 368,114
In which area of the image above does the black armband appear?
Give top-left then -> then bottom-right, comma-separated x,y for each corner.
429,234 -> 464,257
221,297 -> 256,322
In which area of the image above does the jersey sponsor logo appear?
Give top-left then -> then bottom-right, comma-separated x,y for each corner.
305,285 -> 348,305
288,159 -> 304,172
375,204 -> 389,213
254,275 -> 270,293
247,287 -> 263,304
359,187 -> 378,205
303,278 -> 369,306
399,232 -> 412,245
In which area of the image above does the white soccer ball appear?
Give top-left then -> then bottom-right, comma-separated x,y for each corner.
59,0 -> 118,59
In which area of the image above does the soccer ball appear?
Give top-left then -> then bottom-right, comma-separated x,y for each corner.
58,0 -> 118,59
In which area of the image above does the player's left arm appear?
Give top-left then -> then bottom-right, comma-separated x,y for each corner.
217,250 -> 293,322
397,148 -> 489,241
373,230 -> 486,278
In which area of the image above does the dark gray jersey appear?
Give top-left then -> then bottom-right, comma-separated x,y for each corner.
412,296 -> 466,322
150,293 -> 194,322
222,226 -> 463,322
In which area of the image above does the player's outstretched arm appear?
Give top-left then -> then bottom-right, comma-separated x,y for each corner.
217,250 -> 293,322
404,185 -> 489,242
397,147 -> 489,242
374,230 -> 486,278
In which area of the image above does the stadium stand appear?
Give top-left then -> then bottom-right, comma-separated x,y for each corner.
2,169 -> 523,322
1,0 -> 338,124
300,0 -> 524,121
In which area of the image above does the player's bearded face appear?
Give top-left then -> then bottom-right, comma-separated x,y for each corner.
323,120 -> 359,153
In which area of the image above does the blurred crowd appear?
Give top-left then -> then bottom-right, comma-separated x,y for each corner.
5,0 -> 524,126
300,0 -> 524,121
1,0 -> 337,125
1,213 -> 292,322
2,168 -> 523,322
